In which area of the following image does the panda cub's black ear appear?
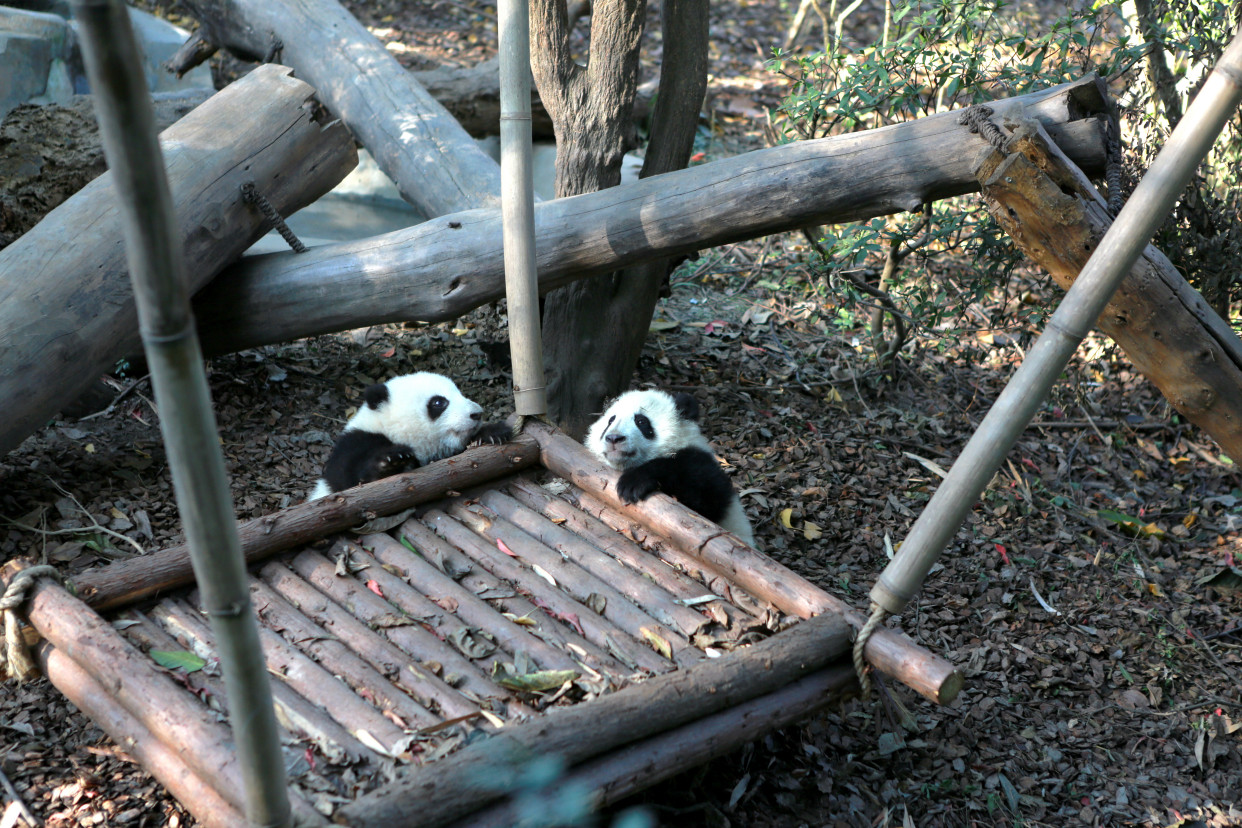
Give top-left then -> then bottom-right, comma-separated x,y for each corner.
672,392 -> 700,422
362,383 -> 391,410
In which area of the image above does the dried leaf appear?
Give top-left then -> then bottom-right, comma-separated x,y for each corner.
355,729 -> 394,758
532,564 -> 557,586
779,508 -> 794,529
366,579 -> 384,597
641,627 -> 673,659
803,521 -> 822,540
448,627 -> 498,659
497,538 -> 517,557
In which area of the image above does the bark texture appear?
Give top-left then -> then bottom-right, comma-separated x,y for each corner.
539,0 -> 711,436
0,65 -> 355,458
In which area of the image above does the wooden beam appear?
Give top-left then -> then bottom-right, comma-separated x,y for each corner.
977,119 -> 1242,462
193,78 -> 1113,357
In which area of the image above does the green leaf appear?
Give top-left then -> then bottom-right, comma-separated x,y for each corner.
150,649 -> 206,673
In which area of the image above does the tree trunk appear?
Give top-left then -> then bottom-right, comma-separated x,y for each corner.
529,0 -> 657,433
182,0 -> 502,216
0,64 -> 355,458
538,0 -> 710,436
186,80 -> 1111,357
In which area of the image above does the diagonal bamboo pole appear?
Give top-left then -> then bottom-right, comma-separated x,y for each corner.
868,32 -> 1242,625
499,0 -> 547,416
70,1 -> 290,825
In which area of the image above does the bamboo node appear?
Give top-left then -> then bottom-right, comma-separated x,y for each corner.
1,564 -> 59,683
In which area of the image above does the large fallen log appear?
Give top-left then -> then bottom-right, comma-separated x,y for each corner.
977,119 -> 1242,462
190,78 -> 1112,355
0,64 -> 356,458
182,0 -> 503,216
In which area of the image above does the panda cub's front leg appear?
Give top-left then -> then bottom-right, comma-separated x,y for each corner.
613,459 -> 665,506
358,445 -> 421,484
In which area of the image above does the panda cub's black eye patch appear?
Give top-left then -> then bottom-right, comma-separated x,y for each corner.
633,413 -> 655,440
427,395 -> 449,420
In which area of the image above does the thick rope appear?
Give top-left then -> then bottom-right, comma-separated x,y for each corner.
852,603 -> 889,698
0,565 -> 58,683
1104,116 -> 1125,215
957,104 -> 1008,150
242,182 -> 307,253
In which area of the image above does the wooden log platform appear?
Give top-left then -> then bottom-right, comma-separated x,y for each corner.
4,427 -> 963,825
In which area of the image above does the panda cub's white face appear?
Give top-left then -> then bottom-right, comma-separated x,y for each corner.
349,372 -> 483,464
585,389 -> 709,470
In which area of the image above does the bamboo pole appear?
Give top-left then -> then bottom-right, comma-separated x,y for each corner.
870,31 -> 1242,616
69,2 -> 288,824
498,0 -> 546,415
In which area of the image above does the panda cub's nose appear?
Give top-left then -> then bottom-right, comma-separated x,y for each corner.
470,412 -> 482,421
605,434 -> 626,446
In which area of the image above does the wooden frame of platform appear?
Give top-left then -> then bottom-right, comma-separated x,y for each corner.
4,423 -> 961,827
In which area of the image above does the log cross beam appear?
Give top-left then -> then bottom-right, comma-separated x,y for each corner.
975,118 -> 1242,461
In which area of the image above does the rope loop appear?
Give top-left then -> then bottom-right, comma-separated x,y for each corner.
852,602 -> 889,698
242,182 -> 307,254
957,104 -> 1008,151
1,565 -> 60,683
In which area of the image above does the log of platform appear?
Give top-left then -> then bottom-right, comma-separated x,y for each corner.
191,78 -> 1113,356
183,0 -> 502,216
525,420 -> 965,706
454,663 -> 857,828
0,64 -> 356,458
333,610 -> 854,828
69,438 -> 540,611
0,568 -> 322,823
37,644 -> 248,828
976,119 -> 1242,462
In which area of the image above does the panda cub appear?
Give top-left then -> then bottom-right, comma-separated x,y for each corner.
585,389 -> 755,547
309,372 -> 510,500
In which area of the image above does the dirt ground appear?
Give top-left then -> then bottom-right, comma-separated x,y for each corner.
2,0 -> 1241,826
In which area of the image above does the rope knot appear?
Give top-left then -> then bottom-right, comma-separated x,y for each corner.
1,565 -> 59,683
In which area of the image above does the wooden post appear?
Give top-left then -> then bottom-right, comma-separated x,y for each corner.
498,0 -> 546,416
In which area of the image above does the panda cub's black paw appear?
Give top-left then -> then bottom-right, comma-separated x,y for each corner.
370,448 -> 419,479
473,422 -> 513,445
616,468 -> 659,505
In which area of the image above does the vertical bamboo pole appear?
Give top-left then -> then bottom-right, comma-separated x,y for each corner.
70,2 -> 290,825
869,31 -> 1242,616
499,0 -> 547,416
